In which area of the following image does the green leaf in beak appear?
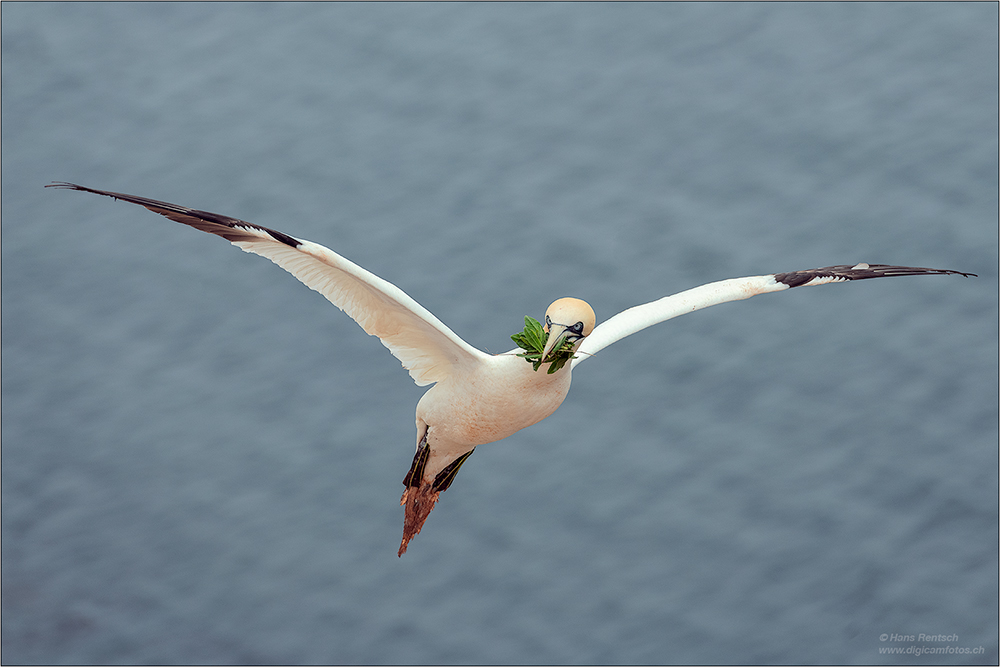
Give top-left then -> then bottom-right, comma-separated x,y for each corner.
510,316 -> 577,373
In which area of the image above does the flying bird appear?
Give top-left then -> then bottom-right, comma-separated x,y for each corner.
46,182 -> 976,555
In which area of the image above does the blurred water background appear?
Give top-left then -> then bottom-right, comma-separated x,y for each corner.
2,3 -> 997,664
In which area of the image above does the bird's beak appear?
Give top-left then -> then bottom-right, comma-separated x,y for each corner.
541,322 -> 573,363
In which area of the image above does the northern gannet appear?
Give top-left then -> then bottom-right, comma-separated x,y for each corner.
46,182 -> 976,555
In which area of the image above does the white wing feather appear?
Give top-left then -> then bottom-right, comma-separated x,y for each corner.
573,263 -> 974,367
46,183 -> 490,386
232,237 -> 489,385
574,275 -> 783,365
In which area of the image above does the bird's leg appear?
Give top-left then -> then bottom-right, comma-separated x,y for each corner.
431,448 -> 474,493
401,434 -> 430,489
398,429 -> 476,556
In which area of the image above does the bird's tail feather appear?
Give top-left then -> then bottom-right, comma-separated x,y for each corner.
399,484 -> 439,557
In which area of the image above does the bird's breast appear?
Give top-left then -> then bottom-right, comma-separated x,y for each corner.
415,354 -> 573,449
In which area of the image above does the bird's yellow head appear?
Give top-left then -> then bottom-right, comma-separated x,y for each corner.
541,297 -> 596,364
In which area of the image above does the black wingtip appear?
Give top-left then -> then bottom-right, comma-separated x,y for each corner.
46,182 -> 124,201
774,264 -> 977,288
46,181 -> 86,191
47,181 -> 303,249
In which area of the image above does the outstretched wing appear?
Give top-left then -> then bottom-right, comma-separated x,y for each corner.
47,182 -> 491,386
573,263 -> 975,366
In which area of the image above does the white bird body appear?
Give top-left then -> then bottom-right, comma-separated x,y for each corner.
416,354 -> 573,470
46,182 -> 975,555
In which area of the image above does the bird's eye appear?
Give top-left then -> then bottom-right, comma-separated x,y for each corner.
570,321 -> 585,335
545,315 -> 552,328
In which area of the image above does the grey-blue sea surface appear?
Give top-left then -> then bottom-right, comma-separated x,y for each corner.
3,3 -> 997,665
